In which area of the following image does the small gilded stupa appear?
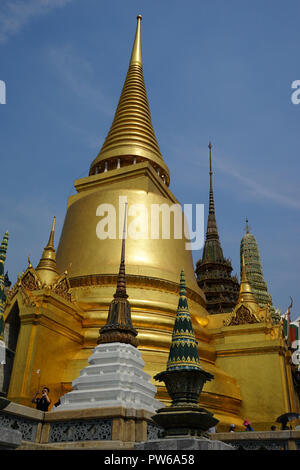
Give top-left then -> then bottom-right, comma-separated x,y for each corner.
224,254 -> 270,326
196,142 -> 239,314
240,219 -> 279,322
35,217 -> 60,286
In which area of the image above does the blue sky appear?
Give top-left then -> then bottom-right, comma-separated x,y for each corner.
0,0 -> 299,320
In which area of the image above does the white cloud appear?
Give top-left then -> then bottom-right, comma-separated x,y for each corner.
0,0 -> 74,43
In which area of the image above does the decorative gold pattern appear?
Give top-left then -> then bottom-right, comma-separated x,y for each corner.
227,305 -> 260,326
22,271 -> 40,291
69,273 -> 205,307
53,278 -> 72,302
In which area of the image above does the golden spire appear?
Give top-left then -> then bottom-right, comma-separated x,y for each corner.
130,14 -> 142,66
36,217 -> 59,285
237,254 -> 257,305
89,15 -> 170,184
46,215 -> 56,249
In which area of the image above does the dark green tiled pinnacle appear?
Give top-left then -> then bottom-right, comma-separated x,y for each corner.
166,269 -> 202,371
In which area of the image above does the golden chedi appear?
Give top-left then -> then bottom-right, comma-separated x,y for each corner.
5,16 -> 243,427
55,16 -> 243,423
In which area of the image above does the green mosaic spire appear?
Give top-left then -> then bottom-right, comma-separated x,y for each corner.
166,269 -> 202,371
240,219 -> 278,321
0,231 -> 9,340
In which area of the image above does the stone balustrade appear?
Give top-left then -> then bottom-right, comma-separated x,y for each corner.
210,430 -> 300,450
1,401 -> 300,450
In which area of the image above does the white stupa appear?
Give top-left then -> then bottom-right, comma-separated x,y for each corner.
54,207 -> 161,413
56,342 -> 160,412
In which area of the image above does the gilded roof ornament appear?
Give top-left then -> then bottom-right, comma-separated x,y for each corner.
36,217 -> 59,285
224,255 -> 263,326
227,304 -> 260,326
238,254 -> 257,304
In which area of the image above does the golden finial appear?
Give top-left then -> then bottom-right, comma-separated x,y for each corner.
36,216 -> 59,285
46,216 -> 56,249
237,254 -> 257,304
28,255 -> 32,268
130,14 -> 142,66
241,254 -> 247,282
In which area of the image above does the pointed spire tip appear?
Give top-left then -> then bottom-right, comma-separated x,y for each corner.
179,268 -> 186,295
130,14 -> 143,67
46,216 -> 56,249
245,218 -> 250,234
